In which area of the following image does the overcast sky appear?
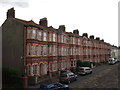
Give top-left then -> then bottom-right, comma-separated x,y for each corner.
0,0 -> 119,46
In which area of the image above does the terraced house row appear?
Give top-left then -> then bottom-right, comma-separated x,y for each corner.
2,8 -> 111,77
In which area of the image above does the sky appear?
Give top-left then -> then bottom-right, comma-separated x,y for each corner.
0,0 -> 119,46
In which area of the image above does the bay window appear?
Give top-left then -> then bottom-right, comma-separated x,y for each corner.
33,45 -> 37,56
43,32 -> 47,41
39,46 -> 43,56
58,34 -> 61,42
33,65 -> 37,75
38,31 -> 42,41
49,33 -> 52,41
27,65 -> 31,75
53,46 -> 56,56
50,63 -> 52,71
32,29 -> 37,39
53,63 -> 57,70
43,46 -> 47,56
27,29 -> 31,39
53,33 -> 56,42
49,46 -> 52,56
27,45 -> 31,56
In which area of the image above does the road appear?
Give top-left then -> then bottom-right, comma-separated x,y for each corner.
69,62 -> 119,88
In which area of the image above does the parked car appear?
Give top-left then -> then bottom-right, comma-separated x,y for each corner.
78,67 -> 92,75
60,69 -> 70,75
108,58 -> 116,65
39,82 -> 69,90
117,59 -> 120,62
59,72 -> 77,84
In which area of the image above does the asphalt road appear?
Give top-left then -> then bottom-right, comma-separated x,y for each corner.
69,62 -> 119,89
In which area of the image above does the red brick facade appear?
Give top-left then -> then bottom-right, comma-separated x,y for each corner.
24,24 -> 111,77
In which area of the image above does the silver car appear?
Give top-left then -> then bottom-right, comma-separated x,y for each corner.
78,67 -> 92,75
59,72 -> 77,84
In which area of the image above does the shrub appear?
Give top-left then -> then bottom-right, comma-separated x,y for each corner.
2,67 -> 21,85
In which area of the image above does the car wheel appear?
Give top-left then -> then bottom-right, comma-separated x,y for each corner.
75,78 -> 77,81
90,71 -> 92,74
67,80 -> 70,84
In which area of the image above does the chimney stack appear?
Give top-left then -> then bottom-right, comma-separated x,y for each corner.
89,35 -> 94,39
96,37 -> 100,40
101,39 -> 104,42
58,25 -> 65,32
73,29 -> 79,35
39,17 -> 48,27
82,33 -> 88,38
7,7 -> 15,19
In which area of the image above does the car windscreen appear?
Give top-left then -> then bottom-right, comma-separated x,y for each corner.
54,83 -> 63,87
80,68 -> 84,70
86,69 -> 90,70
60,74 -> 67,77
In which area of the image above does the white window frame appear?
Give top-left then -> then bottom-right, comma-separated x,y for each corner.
33,45 -> 37,56
32,29 -> 37,39
27,44 -> 31,56
27,29 -> 31,39
43,32 -> 47,41
53,33 -> 56,42
38,31 -> 42,41
43,46 -> 47,56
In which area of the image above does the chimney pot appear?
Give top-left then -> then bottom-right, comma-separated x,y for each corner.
96,37 -> 100,40
58,25 -> 65,32
73,29 -> 79,35
89,35 -> 94,39
82,33 -> 88,38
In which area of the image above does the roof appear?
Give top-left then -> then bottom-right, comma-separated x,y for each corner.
8,18 -> 58,32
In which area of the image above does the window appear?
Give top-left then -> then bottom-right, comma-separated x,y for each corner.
53,33 -> 56,42
38,31 -> 42,41
27,29 -> 31,39
61,35 -> 64,43
44,64 -> 47,75
43,46 -> 47,56
27,45 -> 31,56
61,62 -> 64,68
64,36 -> 66,43
70,37 -> 72,44
74,61 -> 76,66
53,46 -> 56,56
43,32 -> 47,41
58,46 -> 60,56
39,46 -> 42,56
50,63 -> 52,71
49,33 -> 52,41
71,61 -> 73,67
53,63 -> 57,70
32,30 -> 37,39
49,46 -> 52,56
33,65 -> 37,75
33,45 -> 37,56
73,37 -> 75,44
58,34 -> 61,42
71,48 -> 73,55
61,47 -> 64,56
78,39 -> 80,45
68,48 -> 71,55
27,65 -> 31,75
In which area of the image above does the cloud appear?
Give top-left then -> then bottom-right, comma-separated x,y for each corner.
0,0 -> 29,8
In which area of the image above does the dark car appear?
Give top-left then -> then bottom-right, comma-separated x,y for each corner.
59,72 -> 77,84
39,82 -> 69,90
